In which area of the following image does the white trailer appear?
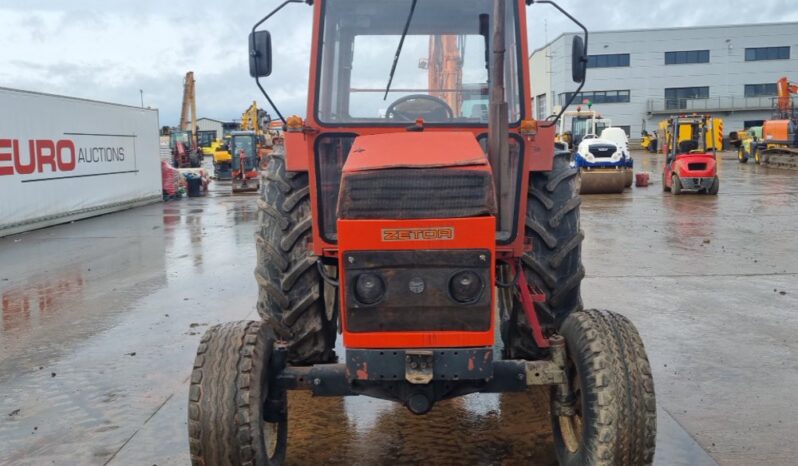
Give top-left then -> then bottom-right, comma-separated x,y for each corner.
0,87 -> 162,237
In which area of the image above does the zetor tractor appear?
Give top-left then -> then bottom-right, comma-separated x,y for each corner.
662,115 -> 719,195
188,1 -> 656,465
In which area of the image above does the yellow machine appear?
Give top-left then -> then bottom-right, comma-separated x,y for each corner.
641,130 -> 658,153
213,135 -> 233,180
241,101 -> 275,166
662,115 -> 723,154
737,126 -> 762,163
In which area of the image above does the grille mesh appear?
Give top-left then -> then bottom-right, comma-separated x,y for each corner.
338,168 -> 496,220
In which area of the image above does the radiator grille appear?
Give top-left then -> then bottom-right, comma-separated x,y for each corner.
588,144 -> 616,158
338,168 -> 496,220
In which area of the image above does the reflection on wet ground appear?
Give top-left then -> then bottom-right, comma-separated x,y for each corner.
2,152 -> 796,465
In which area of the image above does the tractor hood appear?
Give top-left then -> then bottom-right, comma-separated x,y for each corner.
337,131 -> 497,221
342,132 -> 488,173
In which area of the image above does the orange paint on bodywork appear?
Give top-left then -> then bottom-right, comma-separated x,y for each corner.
338,216 -> 495,349
343,132 -> 487,172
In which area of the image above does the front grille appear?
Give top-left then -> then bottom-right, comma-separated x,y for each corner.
338,168 -> 496,220
588,144 -> 616,158
343,249 -> 492,333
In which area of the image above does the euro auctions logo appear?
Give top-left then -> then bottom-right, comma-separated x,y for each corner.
0,139 -> 77,175
0,138 -> 128,176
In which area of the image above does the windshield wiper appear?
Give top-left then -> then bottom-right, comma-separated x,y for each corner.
384,0 -> 419,100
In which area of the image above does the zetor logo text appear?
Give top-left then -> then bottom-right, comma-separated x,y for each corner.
382,227 -> 455,242
0,138 -> 126,176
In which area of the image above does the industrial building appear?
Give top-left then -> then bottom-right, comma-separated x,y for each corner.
530,22 -> 798,140
196,117 -> 239,139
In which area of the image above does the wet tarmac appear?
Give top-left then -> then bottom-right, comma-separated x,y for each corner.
1,151 -> 795,465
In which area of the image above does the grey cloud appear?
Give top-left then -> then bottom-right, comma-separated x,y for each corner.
1,0 -> 796,127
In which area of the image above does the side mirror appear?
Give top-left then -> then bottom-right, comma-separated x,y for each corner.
571,35 -> 587,83
249,30 -> 272,77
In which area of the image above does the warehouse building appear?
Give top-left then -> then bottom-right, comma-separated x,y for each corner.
530,22 -> 798,141
196,118 -> 239,140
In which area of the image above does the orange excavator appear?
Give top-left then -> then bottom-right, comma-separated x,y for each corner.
754,76 -> 798,169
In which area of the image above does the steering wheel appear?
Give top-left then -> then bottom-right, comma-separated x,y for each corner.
385,94 -> 454,122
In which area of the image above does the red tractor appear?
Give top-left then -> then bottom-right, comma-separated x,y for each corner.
662,115 -> 719,195
188,1 -> 656,465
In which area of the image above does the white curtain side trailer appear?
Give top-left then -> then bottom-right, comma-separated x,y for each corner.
0,87 -> 162,237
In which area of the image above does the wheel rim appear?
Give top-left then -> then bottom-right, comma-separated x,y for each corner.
558,360 -> 584,454
263,420 -> 280,458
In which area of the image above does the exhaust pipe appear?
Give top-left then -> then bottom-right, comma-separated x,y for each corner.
487,0 -> 510,231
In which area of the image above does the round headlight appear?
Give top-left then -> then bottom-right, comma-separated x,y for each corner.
354,273 -> 385,305
449,271 -> 483,304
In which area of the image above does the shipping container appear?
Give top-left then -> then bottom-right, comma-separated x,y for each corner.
0,87 -> 162,237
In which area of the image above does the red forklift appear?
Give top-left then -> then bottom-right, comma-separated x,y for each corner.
662,115 -> 719,195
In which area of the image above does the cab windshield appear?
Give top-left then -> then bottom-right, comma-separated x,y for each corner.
316,0 -> 523,125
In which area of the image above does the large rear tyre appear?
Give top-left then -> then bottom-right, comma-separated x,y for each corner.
255,150 -> 337,365
502,150 -> 584,359
552,309 -> 657,466
188,321 -> 287,466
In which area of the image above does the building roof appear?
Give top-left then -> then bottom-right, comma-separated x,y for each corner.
530,21 -> 798,58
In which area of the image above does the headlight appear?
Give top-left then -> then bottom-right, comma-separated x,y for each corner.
449,270 -> 484,304
354,273 -> 385,305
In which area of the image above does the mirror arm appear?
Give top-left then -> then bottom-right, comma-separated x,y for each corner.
528,0 -> 589,128
251,0 -> 310,124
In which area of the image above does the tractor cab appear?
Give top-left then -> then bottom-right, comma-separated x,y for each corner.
169,130 -> 202,168
663,114 -> 719,195
230,131 -> 260,192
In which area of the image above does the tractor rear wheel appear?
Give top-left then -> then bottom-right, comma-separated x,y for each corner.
255,150 -> 337,365
552,309 -> 657,466
188,321 -> 287,466
502,150 -> 584,359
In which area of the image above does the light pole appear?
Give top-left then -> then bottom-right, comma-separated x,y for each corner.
139,89 -> 144,108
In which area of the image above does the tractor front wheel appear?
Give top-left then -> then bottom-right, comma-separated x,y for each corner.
552,309 -> 657,466
188,321 -> 287,466
255,150 -> 337,365
502,150 -> 584,359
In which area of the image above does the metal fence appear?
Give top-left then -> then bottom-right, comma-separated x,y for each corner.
647,96 -> 798,114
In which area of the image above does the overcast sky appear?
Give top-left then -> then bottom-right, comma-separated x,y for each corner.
1,0 -> 796,127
